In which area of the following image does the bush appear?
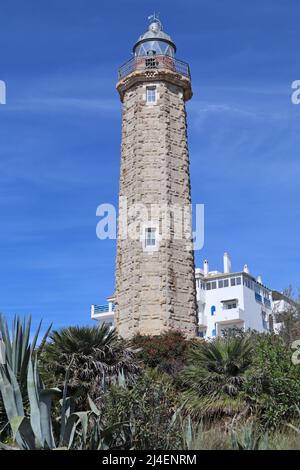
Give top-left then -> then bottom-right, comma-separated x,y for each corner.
244,333 -> 300,428
40,325 -> 140,407
131,330 -> 194,375
102,369 -> 182,450
180,335 -> 253,421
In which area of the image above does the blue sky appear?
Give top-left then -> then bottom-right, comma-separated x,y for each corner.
0,0 -> 299,333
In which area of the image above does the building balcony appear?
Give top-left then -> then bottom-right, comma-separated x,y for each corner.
118,55 -> 191,80
219,307 -> 245,323
91,304 -> 115,322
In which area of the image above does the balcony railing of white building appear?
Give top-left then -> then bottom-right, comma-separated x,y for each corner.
93,304 -> 115,313
219,307 -> 245,323
91,304 -> 115,321
118,55 -> 191,80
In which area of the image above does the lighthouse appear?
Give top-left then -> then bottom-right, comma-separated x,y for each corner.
115,15 -> 198,338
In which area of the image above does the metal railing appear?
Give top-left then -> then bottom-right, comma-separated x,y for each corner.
118,55 -> 191,80
93,304 -> 115,314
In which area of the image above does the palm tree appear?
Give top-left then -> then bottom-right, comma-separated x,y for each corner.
181,336 -> 253,420
41,324 -> 140,407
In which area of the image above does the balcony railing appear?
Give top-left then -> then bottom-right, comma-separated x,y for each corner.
218,308 -> 244,323
92,304 -> 115,315
118,55 -> 191,80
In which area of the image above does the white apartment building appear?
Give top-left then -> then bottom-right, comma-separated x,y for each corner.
91,252 -> 285,338
196,252 -> 273,338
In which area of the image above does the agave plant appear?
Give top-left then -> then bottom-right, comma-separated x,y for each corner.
230,423 -> 268,450
0,349 -> 119,450
0,314 -> 51,435
0,314 -> 51,388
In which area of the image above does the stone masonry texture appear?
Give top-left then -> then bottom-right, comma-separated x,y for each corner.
115,72 -> 198,338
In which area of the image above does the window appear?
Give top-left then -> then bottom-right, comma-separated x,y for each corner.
145,57 -> 157,69
222,300 -> 238,310
262,311 -> 268,330
145,227 -> 156,248
206,282 -> 211,290
218,280 -> 224,288
236,277 -> 241,285
224,302 -> 237,310
224,279 -> 229,288
146,86 -> 157,103
211,281 -> 217,289
244,277 -> 253,290
198,329 -> 206,338
231,278 -> 236,286
211,305 -> 216,316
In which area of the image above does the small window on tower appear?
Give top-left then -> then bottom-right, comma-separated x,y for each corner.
146,86 -> 157,104
145,227 -> 157,248
145,57 -> 157,69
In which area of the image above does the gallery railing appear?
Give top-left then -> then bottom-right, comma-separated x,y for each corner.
118,55 -> 191,80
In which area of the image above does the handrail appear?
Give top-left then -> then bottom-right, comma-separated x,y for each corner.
118,55 -> 191,80
93,304 -> 115,314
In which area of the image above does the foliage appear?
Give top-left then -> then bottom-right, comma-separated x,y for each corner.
131,330 -> 193,375
0,314 -> 51,390
0,352 -> 125,450
244,333 -> 300,429
230,423 -> 268,450
2,312 -> 300,450
101,368 -> 183,449
41,324 -> 140,406
180,336 -> 253,420
0,314 -> 51,435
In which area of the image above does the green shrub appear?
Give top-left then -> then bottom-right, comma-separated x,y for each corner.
244,333 -> 300,428
102,369 -> 182,450
41,324 -> 140,407
180,336 -> 252,420
131,330 -> 194,375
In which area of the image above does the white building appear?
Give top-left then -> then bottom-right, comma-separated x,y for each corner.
271,290 -> 298,333
91,252 -> 286,338
196,252 -> 273,338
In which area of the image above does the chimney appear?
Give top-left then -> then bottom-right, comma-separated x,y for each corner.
203,259 -> 209,276
257,275 -> 262,284
243,264 -> 250,274
223,252 -> 231,273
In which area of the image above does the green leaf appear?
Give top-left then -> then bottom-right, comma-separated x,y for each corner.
39,388 -> 61,448
88,395 -> 101,416
27,358 -> 42,445
10,416 -> 36,450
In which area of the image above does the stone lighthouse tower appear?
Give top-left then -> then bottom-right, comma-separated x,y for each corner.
115,15 -> 197,338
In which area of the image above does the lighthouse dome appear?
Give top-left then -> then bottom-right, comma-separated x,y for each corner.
133,16 -> 176,58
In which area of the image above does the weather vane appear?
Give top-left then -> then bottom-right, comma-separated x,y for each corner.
148,12 -> 162,29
